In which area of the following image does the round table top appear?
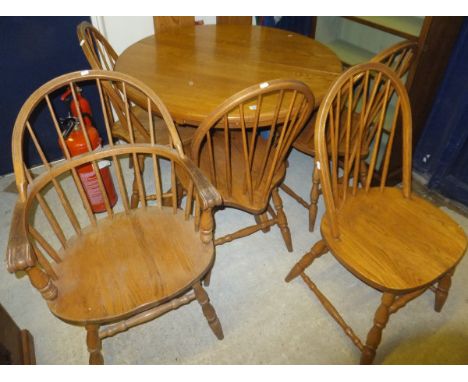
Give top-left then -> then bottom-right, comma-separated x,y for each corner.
115,24 -> 342,126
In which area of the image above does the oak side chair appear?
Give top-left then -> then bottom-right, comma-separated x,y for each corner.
77,21 -> 196,207
282,40 -> 418,231
6,70 -> 223,364
152,16 -> 252,32
153,16 -> 199,33
285,62 -> 467,364
190,79 -> 315,252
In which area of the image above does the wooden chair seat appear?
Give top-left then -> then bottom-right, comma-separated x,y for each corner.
111,105 -> 196,146
321,187 -> 467,292
49,207 -> 214,324
286,63 -> 466,364
197,131 -> 286,213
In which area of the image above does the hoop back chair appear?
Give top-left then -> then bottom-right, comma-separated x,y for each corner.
77,21 -> 195,207
286,63 -> 467,364
6,70 -> 223,364
190,79 -> 315,251
283,40 -> 418,231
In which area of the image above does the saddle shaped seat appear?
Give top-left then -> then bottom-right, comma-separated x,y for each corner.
321,187 -> 466,292
50,207 -> 214,324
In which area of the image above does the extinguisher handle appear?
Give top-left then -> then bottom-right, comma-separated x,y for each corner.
60,88 -> 72,102
60,86 -> 82,102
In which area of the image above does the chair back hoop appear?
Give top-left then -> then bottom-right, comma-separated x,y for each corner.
191,79 -> 315,204
26,144 -> 192,208
370,40 -> 418,80
77,21 -> 118,71
77,22 -> 154,144
12,69 -> 183,201
314,62 -> 412,238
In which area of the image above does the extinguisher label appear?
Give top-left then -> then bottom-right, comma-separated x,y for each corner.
79,170 -> 106,207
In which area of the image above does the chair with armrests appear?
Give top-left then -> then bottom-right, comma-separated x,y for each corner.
190,80 -> 315,252
77,21 -> 196,207
6,70 -> 223,364
285,62 -> 467,364
282,40 -> 418,231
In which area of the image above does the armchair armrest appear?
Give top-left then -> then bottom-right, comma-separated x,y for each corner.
6,199 -> 34,273
179,156 -> 222,210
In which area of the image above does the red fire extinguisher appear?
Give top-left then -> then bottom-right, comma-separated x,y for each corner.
60,86 -> 93,128
60,88 -> 118,213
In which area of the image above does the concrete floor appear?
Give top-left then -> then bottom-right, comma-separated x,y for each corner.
1,149 -> 467,364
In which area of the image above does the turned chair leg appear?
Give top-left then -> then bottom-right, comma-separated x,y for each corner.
361,293 -> 395,365
359,160 -> 368,186
193,282 -> 224,340
435,269 -> 454,312
271,188 -> 293,252
86,324 -> 104,365
309,163 -> 320,232
254,211 -> 271,233
176,179 -> 185,208
285,240 -> 328,282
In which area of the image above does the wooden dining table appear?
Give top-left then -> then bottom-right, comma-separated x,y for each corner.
115,24 -> 342,126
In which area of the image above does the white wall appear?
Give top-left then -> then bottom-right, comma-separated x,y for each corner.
91,16 -> 154,55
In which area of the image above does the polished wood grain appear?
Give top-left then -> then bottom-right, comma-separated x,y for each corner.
7,70 -> 223,364
283,40 -> 418,231
190,79 -> 315,252
216,16 -> 252,25
286,63 -> 467,364
115,24 -> 341,126
50,207 -> 213,323
321,187 -> 466,291
153,16 -> 196,33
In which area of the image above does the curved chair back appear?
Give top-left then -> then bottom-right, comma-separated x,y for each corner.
315,62 -> 412,238
370,40 -> 418,80
12,70 -> 183,199
8,70 -> 217,278
191,79 -> 315,208
77,21 -> 118,70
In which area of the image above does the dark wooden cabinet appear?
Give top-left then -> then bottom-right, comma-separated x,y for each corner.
0,304 -> 35,365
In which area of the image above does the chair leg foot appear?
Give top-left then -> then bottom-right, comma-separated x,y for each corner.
193,282 -> 224,340
254,212 -> 270,233
435,270 -> 454,312
309,163 -> 320,232
360,293 -> 395,365
359,160 -> 368,187
272,188 -> 293,252
86,324 -> 104,365
285,240 -> 328,282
